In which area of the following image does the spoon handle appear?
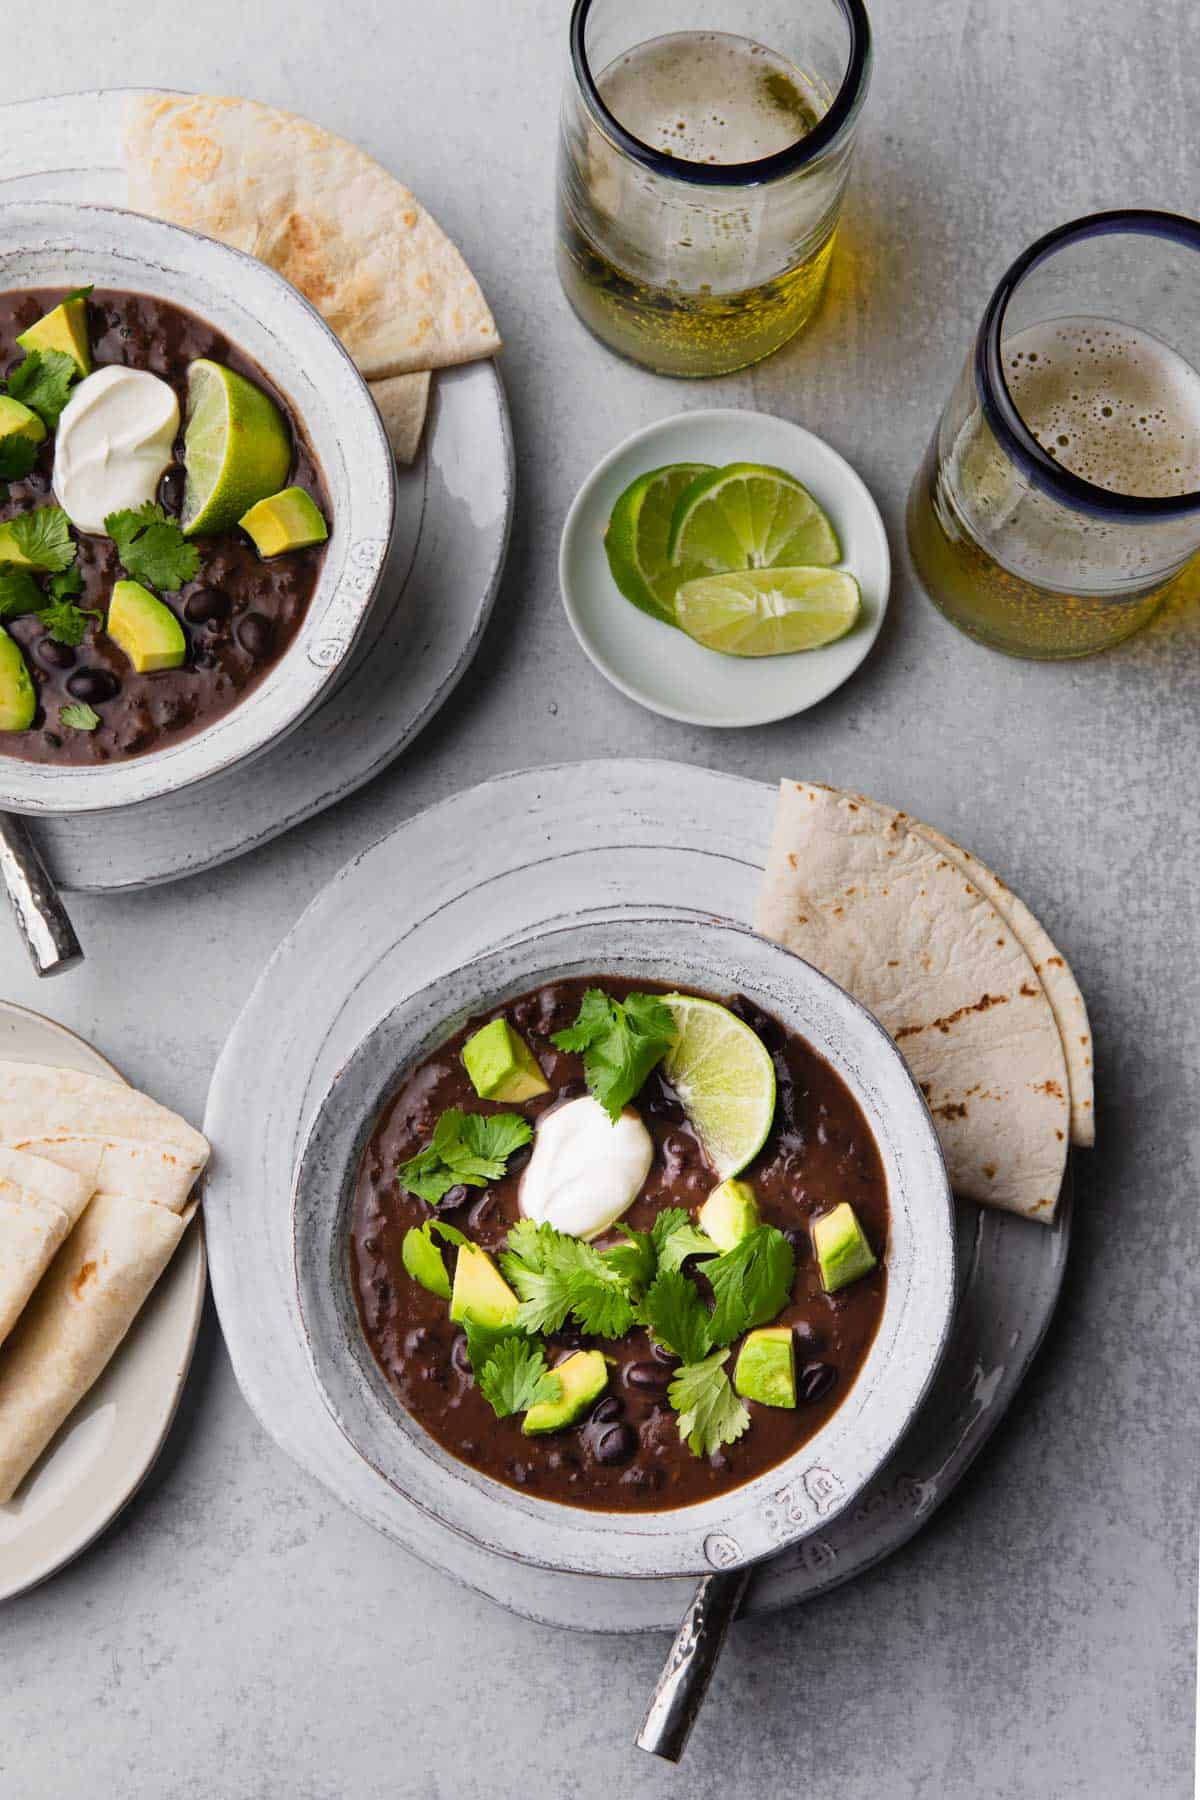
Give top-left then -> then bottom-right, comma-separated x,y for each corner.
0,814 -> 83,977
635,1566 -> 751,1762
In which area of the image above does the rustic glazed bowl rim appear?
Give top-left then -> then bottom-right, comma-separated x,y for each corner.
292,915 -> 956,1581
0,200 -> 396,815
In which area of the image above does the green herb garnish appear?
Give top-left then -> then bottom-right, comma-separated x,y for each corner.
396,1107 -> 533,1205
0,567 -> 45,619
667,1350 -> 751,1459
0,436 -> 38,483
5,349 -> 78,430
60,285 -> 94,304
600,1227 -> 656,1296
640,1267 -> 713,1364
473,1333 -> 562,1420
551,988 -> 677,1121
60,701 -> 100,732
706,1226 -> 795,1346
37,599 -> 99,647
105,503 -> 201,592
650,1205 -> 719,1273
0,505 -> 75,572
501,1218 -> 638,1339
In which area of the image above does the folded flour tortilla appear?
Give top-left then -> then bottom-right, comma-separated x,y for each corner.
0,1144 -> 94,1225
369,371 -> 432,465
756,781 -> 1071,1222
0,1187 -> 70,1350
0,1192 -> 184,1503
0,1063 -> 209,1166
123,93 -> 501,381
5,1134 -> 203,1213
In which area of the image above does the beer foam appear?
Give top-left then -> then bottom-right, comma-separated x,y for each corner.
1004,316 -> 1200,498
598,31 -> 825,167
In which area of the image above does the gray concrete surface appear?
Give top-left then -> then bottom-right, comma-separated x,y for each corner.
2,2 -> 1197,1795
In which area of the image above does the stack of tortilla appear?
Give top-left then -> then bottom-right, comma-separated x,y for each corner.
123,93 -> 502,465
0,1063 -> 209,1503
756,781 -> 1093,1224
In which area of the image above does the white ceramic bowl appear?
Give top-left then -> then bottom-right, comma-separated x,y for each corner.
293,916 -> 955,1581
0,201 -> 395,813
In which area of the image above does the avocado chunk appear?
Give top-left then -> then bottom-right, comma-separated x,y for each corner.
0,396 -> 47,448
523,1349 -> 608,1435
462,1018 -> 550,1102
107,580 -> 186,674
401,1224 -> 451,1300
812,1202 -> 878,1293
0,628 -> 35,731
449,1242 -> 520,1330
239,487 -> 328,557
698,1178 -> 760,1251
17,296 -> 91,377
734,1326 -> 796,1408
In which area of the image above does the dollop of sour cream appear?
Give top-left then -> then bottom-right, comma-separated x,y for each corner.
52,366 -> 180,535
519,1096 -> 653,1241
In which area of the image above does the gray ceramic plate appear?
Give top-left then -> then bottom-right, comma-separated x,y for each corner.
292,914 -> 955,1580
0,200 -> 395,814
0,91 -> 512,889
205,760 -> 1070,1629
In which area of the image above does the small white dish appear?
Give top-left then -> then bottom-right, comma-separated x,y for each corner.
559,408 -> 890,728
0,1002 -> 205,1602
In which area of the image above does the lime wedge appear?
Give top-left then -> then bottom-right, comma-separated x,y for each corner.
669,462 -> 840,575
676,567 -> 860,657
604,462 -> 713,623
182,359 -> 292,537
661,995 -> 776,1180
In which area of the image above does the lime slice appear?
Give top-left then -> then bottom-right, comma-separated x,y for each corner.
669,462 -> 840,575
181,359 -> 292,537
661,995 -> 776,1180
676,567 -> 860,657
604,462 -> 713,623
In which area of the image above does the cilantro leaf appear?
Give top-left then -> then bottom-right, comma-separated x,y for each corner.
60,701 -> 100,732
552,988 -> 677,1121
46,564 -> 84,603
640,1267 -> 713,1364
602,1228 -> 656,1296
0,435 -> 39,482
706,1226 -> 795,1347
60,285 -> 94,304
105,504 -> 200,592
0,567 -> 45,620
6,349 -> 77,430
0,506 -> 75,572
460,1318 -> 562,1420
427,1217 -> 468,1248
501,1219 -> 638,1339
396,1106 -> 532,1205
651,1206 -> 719,1274
37,599 -> 99,647
668,1350 -> 750,1459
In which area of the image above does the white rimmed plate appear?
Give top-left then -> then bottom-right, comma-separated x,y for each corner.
559,409 -> 890,726
0,1001 -> 204,1602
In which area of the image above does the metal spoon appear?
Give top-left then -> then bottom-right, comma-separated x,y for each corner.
636,1566 -> 750,1762
0,813 -> 83,975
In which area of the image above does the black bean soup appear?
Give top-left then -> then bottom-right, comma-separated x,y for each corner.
0,287 -> 330,765
351,977 -> 889,1514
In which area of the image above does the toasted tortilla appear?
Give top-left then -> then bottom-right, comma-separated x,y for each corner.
0,1063 -> 209,1172
0,1143 -> 94,1226
6,1135 -> 203,1214
0,1191 -> 184,1503
0,1186 -> 70,1350
370,371 -> 431,464
123,93 -> 501,380
756,781 -> 1070,1222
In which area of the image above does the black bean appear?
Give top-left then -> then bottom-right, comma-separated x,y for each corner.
450,1333 -> 472,1377
651,1341 -> 680,1367
158,466 -> 186,514
235,611 -> 274,658
798,1361 -> 838,1404
728,993 -> 786,1052
184,586 -> 231,625
594,1423 -> 638,1466
793,1320 -> 826,1352
590,1396 -> 622,1424
783,1228 -> 809,1261
626,1360 -> 673,1394
438,1184 -> 470,1212
36,638 -> 76,670
65,668 -> 119,704
191,649 -> 217,671
467,1191 -> 498,1233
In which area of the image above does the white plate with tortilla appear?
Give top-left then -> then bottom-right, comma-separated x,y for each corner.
0,89 -> 513,890
0,1002 -> 205,1603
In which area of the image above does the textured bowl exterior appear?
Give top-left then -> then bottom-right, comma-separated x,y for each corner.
0,201 -> 396,814
293,916 -> 956,1581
